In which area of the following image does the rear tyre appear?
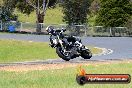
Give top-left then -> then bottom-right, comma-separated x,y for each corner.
56,47 -> 71,61
81,49 -> 92,59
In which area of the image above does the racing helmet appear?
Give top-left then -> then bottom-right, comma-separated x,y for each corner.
46,26 -> 54,34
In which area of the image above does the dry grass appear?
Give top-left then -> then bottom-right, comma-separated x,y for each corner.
0,59 -> 132,72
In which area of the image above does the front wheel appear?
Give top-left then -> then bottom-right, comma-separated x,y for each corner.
81,49 -> 92,59
56,47 -> 71,61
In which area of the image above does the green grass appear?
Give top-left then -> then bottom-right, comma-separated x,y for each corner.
0,0 -> 3,4
15,6 -> 64,24
0,62 -> 132,88
0,39 -> 102,63
87,46 -> 102,55
0,39 -> 57,63
14,6 -> 96,25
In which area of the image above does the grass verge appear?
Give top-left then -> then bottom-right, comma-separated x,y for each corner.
0,61 -> 132,88
0,39 -> 102,63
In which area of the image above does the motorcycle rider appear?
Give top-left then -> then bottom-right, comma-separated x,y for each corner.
46,26 -> 92,61
45,26 -> 82,48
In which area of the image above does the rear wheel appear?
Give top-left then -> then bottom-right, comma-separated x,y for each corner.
56,47 -> 71,61
81,49 -> 92,59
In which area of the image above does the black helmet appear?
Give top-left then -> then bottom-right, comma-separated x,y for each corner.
46,26 -> 54,34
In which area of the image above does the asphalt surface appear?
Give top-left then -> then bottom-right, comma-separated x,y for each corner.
0,33 -> 132,64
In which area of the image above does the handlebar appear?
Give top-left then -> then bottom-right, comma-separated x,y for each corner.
61,28 -> 66,32
46,26 -> 66,35
55,28 -> 66,34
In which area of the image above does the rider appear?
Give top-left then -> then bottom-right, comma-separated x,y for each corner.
46,26 -> 55,35
46,26 -> 82,47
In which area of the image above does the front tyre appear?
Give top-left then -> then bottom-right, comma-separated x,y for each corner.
56,47 -> 71,61
81,49 -> 92,59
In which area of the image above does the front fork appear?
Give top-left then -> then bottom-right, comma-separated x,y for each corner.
57,35 -> 67,53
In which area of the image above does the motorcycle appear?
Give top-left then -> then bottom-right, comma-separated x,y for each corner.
46,26 -> 92,61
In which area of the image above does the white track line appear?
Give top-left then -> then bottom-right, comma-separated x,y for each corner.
93,47 -> 113,56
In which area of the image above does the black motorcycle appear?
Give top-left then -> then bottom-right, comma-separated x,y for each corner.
46,26 -> 92,61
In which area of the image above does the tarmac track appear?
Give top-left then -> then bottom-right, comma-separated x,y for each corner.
0,33 -> 132,65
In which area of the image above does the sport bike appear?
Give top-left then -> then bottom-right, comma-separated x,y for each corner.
46,26 -> 92,61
